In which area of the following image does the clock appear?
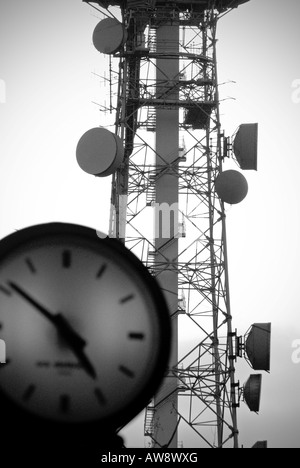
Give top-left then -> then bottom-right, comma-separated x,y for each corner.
0,223 -> 171,451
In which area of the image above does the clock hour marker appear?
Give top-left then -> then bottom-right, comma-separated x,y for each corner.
95,388 -> 107,406
119,365 -> 135,379
96,264 -> 107,279
62,250 -> 72,269
119,294 -> 135,305
25,258 -> 36,274
0,285 -> 11,297
60,395 -> 70,414
22,385 -> 36,402
128,332 -> 145,340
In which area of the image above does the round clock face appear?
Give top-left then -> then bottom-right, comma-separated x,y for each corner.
0,223 -> 170,430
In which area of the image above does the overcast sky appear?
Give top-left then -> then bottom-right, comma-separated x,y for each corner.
0,0 -> 300,448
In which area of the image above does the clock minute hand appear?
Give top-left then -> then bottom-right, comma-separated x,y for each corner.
8,282 -> 85,347
8,281 -> 60,327
8,281 -> 97,380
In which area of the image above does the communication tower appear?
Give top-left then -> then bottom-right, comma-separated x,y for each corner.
79,0 -> 271,448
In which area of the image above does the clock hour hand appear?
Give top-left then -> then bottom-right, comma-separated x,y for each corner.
8,281 -> 97,380
70,346 -> 97,381
53,313 -> 97,380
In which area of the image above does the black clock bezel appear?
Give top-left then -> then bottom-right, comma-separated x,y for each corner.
0,222 -> 171,443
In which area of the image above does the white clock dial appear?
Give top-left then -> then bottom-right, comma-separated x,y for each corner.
0,224 -> 170,429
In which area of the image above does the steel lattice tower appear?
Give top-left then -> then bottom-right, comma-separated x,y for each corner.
85,0 -> 254,449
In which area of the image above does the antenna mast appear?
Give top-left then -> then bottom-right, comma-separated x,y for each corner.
80,0 -> 271,449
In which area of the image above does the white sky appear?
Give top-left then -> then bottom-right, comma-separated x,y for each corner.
0,0 -> 300,448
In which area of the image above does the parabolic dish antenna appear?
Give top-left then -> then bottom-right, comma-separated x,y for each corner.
76,127 -> 124,177
93,18 -> 127,54
244,374 -> 262,413
215,170 -> 248,205
245,323 -> 271,372
252,441 -> 268,449
233,123 -> 258,171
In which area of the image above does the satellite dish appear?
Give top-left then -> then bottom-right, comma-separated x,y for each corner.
215,170 -> 248,204
244,374 -> 262,413
76,127 -> 124,177
245,323 -> 271,372
215,0 -> 250,11
233,123 -> 258,171
93,18 -> 127,55
252,441 -> 268,449
92,1 -> 122,7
